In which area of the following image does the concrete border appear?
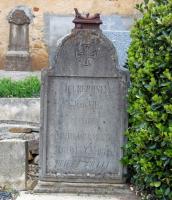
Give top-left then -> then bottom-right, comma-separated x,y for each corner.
0,70 -> 41,80
0,98 -> 40,125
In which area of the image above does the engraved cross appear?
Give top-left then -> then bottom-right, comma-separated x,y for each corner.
76,43 -> 97,66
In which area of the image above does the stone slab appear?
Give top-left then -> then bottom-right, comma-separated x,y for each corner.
0,70 -> 41,80
0,139 -> 28,190
0,98 -> 40,124
34,182 -> 137,196
104,31 -> 131,67
101,15 -> 134,31
0,123 -> 39,140
39,27 -> 129,191
41,77 -> 125,182
17,191 -> 139,200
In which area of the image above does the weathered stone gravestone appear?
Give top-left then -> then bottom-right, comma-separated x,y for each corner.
37,9 -> 129,194
6,6 -> 34,71
0,139 -> 28,190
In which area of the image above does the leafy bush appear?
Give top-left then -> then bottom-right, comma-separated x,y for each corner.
123,0 -> 172,199
0,76 -> 40,98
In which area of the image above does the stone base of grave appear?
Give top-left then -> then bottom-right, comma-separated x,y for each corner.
0,139 -> 28,190
34,181 -> 135,196
5,51 -> 31,71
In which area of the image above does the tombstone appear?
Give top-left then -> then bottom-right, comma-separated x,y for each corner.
0,139 -> 28,190
36,9 -> 129,194
5,6 -> 34,71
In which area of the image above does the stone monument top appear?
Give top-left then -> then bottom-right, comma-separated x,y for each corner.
52,9 -> 123,77
8,5 -> 34,25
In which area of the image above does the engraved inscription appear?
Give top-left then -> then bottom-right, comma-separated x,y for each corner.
65,84 -> 109,111
54,130 -> 112,142
54,160 -> 111,171
68,100 -> 97,110
65,84 -> 108,95
48,159 -> 116,176
76,43 -> 97,67
47,78 -> 121,176
55,145 -> 114,157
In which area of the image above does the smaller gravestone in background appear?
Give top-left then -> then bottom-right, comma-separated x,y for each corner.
36,9 -> 129,194
0,139 -> 28,190
5,6 -> 34,71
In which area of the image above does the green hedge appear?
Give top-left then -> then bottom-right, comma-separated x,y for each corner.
123,0 -> 172,199
0,76 -> 40,98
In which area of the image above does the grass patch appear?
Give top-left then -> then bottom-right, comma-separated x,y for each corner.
0,76 -> 41,98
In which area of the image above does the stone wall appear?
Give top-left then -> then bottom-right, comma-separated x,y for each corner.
0,98 -> 40,125
0,0 -> 141,70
